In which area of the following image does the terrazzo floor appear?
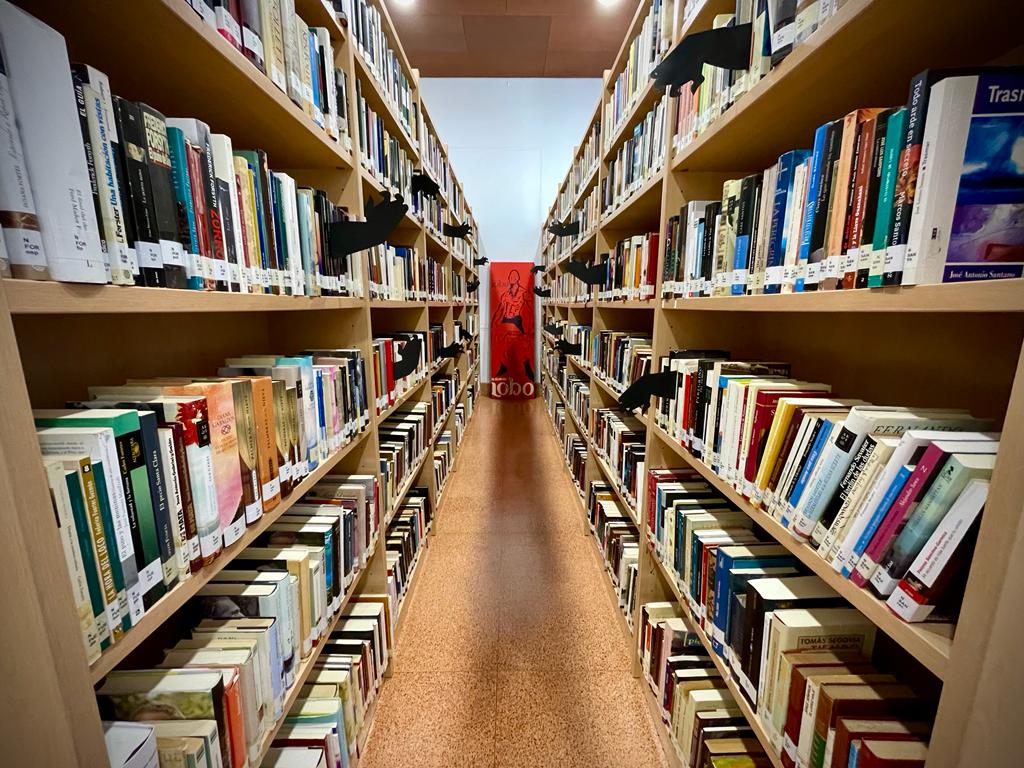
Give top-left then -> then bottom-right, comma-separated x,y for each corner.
360,396 -> 670,768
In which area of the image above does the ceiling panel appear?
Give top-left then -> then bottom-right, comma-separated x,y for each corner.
383,0 -> 640,77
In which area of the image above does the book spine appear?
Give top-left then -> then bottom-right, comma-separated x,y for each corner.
138,104 -> 189,287
238,0 -> 266,72
69,73 -> 111,284
75,457 -> 126,639
211,134 -> 244,291
796,122 -> 829,291
166,127 -> 204,288
0,36 -> 47,278
156,428 -> 190,581
883,72 -> 930,285
0,4 -> 107,282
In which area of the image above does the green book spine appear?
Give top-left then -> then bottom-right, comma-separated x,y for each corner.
90,463 -> 132,633
64,469 -> 111,649
868,108 -> 908,288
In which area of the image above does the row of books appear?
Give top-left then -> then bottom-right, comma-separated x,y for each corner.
575,186 -> 601,251
434,430 -> 455,497
430,371 -> 463,436
417,192 -> 445,243
185,0 -> 350,148
545,271 -> 591,304
346,0 -> 418,143
602,97 -> 668,216
652,351 -> 996,623
589,479 -> 641,627
40,350 -> 372,662
0,4 -> 362,293
592,330 -> 654,394
603,0 -> 678,147
562,373 -> 591,432
640,592 -> 933,768
378,403 -> 430,517
370,333 -> 432,413
664,66 -> 1024,297
355,80 -> 415,201
591,409 -> 647,512
417,114 -> 453,204
564,432 -> 588,497
386,489 -> 430,608
673,0 -> 850,156
599,232 -> 661,301
99,587 -> 391,768
572,119 -> 602,201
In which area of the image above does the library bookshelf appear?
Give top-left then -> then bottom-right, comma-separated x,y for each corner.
0,0 -> 481,765
538,1 -> 1024,767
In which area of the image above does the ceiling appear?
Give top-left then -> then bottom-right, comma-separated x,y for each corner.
383,0 -> 640,78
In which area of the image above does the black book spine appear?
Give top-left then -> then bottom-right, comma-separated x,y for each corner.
139,103 -> 185,288
256,149 -> 281,294
135,411 -> 178,589
70,69 -> 108,284
115,98 -> 165,287
195,123 -> 228,291
856,110 -> 891,288
109,98 -> 143,286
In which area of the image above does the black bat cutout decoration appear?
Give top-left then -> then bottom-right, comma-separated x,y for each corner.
650,23 -> 753,96
530,264 -> 544,274
618,371 -> 681,412
466,278 -> 480,293
543,323 -> 564,337
534,286 -> 551,298
473,256 -> 488,266
547,219 -> 581,238
566,259 -> 608,286
444,220 -> 472,239
460,327 -> 474,342
329,191 -> 408,262
411,171 -> 441,200
556,339 -> 582,356
391,335 -> 422,380
437,341 -> 463,359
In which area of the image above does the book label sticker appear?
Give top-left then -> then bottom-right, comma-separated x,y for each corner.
229,262 -> 241,284
262,476 -> 281,503
212,258 -> 229,281
126,584 -> 144,622
242,28 -> 265,62
884,243 -> 907,273
223,517 -> 246,546
187,535 -> 200,563
824,255 -> 842,279
138,559 -> 163,595
244,500 -> 262,525
187,252 -> 202,279
137,241 -> 162,269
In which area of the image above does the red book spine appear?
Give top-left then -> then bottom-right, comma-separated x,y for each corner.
645,232 -> 660,293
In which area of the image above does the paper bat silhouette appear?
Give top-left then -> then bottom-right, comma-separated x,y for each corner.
530,264 -> 544,274
556,339 -> 582,356
566,259 -> 608,286
534,286 -> 551,298
547,219 -> 581,238
444,220 -> 472,239
473,256 -> 488,266
329,191 -> 408,262
466,278 -> 480,293
460,327 -> 474,342
650,23 -> 753,96
543,323 -> 564,337
618,371 -> 681,412
437,341 -> 463,359
411,171 -> 441,199
392,335 -> 422,380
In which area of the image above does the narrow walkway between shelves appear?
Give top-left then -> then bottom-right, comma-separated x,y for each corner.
361,396 -> 669,768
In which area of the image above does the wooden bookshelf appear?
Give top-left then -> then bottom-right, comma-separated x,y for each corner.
537,1 -> 1024,766
0,0 -> 482,763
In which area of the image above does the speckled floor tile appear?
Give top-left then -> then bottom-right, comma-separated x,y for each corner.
362,398 -> 668,767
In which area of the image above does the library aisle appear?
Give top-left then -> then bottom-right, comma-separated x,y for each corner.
362,397 -> 668,768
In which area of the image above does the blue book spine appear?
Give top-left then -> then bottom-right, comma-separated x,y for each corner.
166,127 -> 203,289
841,464 -> 914,578
782,421 -> 834,527
796,124 -> 829,291
765,149 -> 811,293
314,368 -> 327,457
308,32 -> 322,126
711,555 -> 796,654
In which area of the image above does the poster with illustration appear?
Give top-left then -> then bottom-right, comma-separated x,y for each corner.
489,262 -> 536,400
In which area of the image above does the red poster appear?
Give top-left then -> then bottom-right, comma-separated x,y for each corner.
489,262 -> 536,399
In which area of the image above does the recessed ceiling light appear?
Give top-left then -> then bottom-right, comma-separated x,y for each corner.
596,0 -> 620,6
391,0 -> 415,7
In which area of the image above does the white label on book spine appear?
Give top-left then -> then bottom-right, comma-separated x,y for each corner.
884,243 -> 907,274
262,477 -> 281,502
242,28 -> 265,62
784,736 -> 798,762
764,265 -> 784,287
187,535 -> 200,563
806,262 -> 821,284
186,252 -> 202,279
270,67 -> 287,93
198,530 -> 220,560
161,239 -> 187,268
138,559 -> 163,595
825,255 -> 842,279
202,255 -> 215,280
137,241 -> 162,269
125,246 -> 139,275
212,258 -> 229,281
215,9 -> 242,45
771,25 -> 795,52
223,517 -> 246,547
843,248 -> 859,274
244,500 -> 262,525
228,261 -> 241,284
125,584 -> 144,622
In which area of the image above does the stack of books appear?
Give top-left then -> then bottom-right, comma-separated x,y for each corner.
370,334 -> 430,413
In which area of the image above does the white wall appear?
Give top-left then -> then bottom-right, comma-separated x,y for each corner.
418,78 -> 602,381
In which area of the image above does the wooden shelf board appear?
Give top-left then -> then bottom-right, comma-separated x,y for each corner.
599,171 -> 665,231
3,279 -> 365,315
27,0 -> 352,171
359,167 -> 421,231
661,280 -> 1024,313
678,0 -> 738,39
596,298 -> 658,309
571,229 -> 599,259
593,451 -> 642,529
88,427 -> 373,682
650,423 -> 953,679
377,368 -> 433,422
368,298 -> 426,308
353,50 -> 420,160
671,0 -> 1024,174
255,558 -> 372,764
294,0 -> 345,42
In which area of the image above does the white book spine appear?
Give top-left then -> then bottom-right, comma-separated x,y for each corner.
0,37 -> 46,277
0,1 -> 106,283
